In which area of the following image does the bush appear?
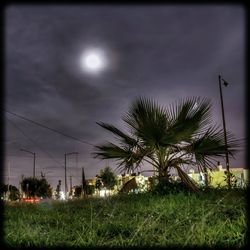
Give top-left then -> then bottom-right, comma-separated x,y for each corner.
151,179 -> 190,195
85,185 -> 95,195
0,184 -> 20,201
20,177 -> 52,198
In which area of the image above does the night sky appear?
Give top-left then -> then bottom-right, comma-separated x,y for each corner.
4,5 -> 245,190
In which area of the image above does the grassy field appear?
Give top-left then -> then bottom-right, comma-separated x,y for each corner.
3,189 -> 247,248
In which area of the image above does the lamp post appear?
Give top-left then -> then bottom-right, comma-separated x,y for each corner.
20,148 -> 36,178
64,152 -> 78,198
218,75 -> 230,188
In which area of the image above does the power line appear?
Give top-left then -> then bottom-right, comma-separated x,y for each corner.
7,118 -> 63,164
6,118 -> 82,183
3,109 -> 94,146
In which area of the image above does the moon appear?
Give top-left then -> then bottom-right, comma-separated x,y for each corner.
80,48 -> 107,74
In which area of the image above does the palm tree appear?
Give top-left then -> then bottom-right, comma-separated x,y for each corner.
93,97 -> 240,191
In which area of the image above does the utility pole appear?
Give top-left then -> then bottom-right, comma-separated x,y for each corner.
20,174 -> 24,199
218,75 -> 231,188
64,154 -> 67,197
20,149 -> 36,178
69,176 -> 72,197
82,167 -> 86,198
64,152 -> 78,199
7,161 -> 10,201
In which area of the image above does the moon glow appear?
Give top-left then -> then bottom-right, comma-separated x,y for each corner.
80,48 -> 107,74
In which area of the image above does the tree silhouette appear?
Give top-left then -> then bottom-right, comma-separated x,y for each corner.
99,167 -> 117,190
20,177 -> 52,198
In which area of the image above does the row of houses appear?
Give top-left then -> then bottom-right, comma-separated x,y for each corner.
54,166 -> 248,199
53,174 -> 151,199
187,167 -> 248,188
2,166 -> 247,202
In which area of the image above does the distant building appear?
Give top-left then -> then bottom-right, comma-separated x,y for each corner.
81,173 -> 150,196
116,174 -> 150,193
187,166 -> 248,188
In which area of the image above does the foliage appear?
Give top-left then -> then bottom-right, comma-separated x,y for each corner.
223,171 -> 238,188
85,185 -> 95,195
0,183 -> 8,194
73,185 -> 82,198
73,184 -> 95,197
95,178 -> 103,191
20,177 -> 52,198
150,178 -> 191,195
0,184 -> 20,201
9,186 -> 21,201
94,97 -> 240,191
99,166 -> 117,190
55,180 -> 62,200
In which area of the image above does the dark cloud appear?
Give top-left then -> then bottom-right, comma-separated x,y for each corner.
4,5 -> 245,189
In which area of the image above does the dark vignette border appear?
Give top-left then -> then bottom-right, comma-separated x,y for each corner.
0,1 -> 249,250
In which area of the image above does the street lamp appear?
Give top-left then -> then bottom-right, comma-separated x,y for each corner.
64,152 -> 78,198
218,75 -> 230,188
20,148 -> 36,178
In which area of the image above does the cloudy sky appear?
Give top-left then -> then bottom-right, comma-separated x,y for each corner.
4,4 -> 245,190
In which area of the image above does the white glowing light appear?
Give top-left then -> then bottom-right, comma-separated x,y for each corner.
60,191 -> 66,200
100,189 -> 106,197
99,188 -> 111,197
80,48 -> 107,74
85,54 -> 102,69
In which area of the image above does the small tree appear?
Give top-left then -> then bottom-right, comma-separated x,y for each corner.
55,180 -> 62,200
99,167 -> 117,190
0,184 -> 20,201
20,177 -> 52,198
9,185 -> 21,201
95,176 -> 103,195
85,185 -> 95,195
73,185 -> 82,198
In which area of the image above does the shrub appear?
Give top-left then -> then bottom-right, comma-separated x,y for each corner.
151,179 -> 190,195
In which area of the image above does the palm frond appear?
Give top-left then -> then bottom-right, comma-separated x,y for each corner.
163,97 -> 212,144
175,165 -> 200,192
93,142 -> 131,159
93,96 -> 241,186
189,125 -> 241,169
93,142 -> 144,174
96,122 -> 138,147
122,97 -> 169,146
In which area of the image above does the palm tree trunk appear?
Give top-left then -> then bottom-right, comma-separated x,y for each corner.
204,167 -> 209,187
158,167 -> 170,184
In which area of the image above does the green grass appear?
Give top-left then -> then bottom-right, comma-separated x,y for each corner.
3,189 -> 247,248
